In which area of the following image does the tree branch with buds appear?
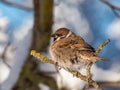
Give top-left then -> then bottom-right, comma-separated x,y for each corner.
30,39 -> 110,90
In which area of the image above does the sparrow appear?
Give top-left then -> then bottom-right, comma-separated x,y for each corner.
50,28 -> 105,71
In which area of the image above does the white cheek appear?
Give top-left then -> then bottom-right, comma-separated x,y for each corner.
66,31 -> 72,38
55,37 -> 61,41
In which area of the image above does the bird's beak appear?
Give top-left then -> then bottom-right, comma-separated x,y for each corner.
51,34 -> 55,37
51,34 -> 57,41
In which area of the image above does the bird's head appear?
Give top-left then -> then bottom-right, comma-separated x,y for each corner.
51,28 -> 72,41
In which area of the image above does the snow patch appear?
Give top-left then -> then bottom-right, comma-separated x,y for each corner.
39,83 -> 50,90
107,19 -> 120,49
0,60 -> 10,84
0,16 -> 9,31
1,18 -> 33,90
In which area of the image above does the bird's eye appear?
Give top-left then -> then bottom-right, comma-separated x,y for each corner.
52,34 -> 64,41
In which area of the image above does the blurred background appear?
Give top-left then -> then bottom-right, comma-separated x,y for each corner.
0,0 -> 120,90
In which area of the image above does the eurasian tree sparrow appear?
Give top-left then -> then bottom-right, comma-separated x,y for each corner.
50,28 -> 105,71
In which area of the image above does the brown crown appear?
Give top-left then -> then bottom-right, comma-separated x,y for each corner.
53,27 -> 70,37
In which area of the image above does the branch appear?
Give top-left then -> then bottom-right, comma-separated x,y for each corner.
88,81 -> 120,89
13,0 -> 54,89
102,0 -> 120,10
30,39 -> 110,90
102,0 -> 120,17
99,81 -> 120,88
1,0 -> 33,11
95,39 -> 110,55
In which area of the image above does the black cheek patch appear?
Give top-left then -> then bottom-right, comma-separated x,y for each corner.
54,38 -> 57,41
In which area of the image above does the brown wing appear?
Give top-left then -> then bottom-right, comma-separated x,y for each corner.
69,36 -> 95,52
56,35 -> 95,52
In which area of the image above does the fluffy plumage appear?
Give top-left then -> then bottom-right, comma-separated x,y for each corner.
50,28 -> 104,71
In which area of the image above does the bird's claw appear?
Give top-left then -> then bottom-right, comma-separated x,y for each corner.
55,62 -> 61,70
70,71 -> 79,77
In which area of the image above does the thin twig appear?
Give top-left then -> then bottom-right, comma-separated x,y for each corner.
1,0 -> 33,11
95,39 -> 110,55
31,50 -> 55,64
102,0 -> 120,17
102,0 -> 120,10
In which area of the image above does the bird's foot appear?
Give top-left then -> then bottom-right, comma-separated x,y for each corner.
55,62 -> 61,70
70,71 -> 79,77
73,72 -> 78,77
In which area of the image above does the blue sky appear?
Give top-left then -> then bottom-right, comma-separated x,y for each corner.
0,2 -> 33,37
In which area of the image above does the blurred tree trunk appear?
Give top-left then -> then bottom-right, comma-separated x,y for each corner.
13,0 -> 58,90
